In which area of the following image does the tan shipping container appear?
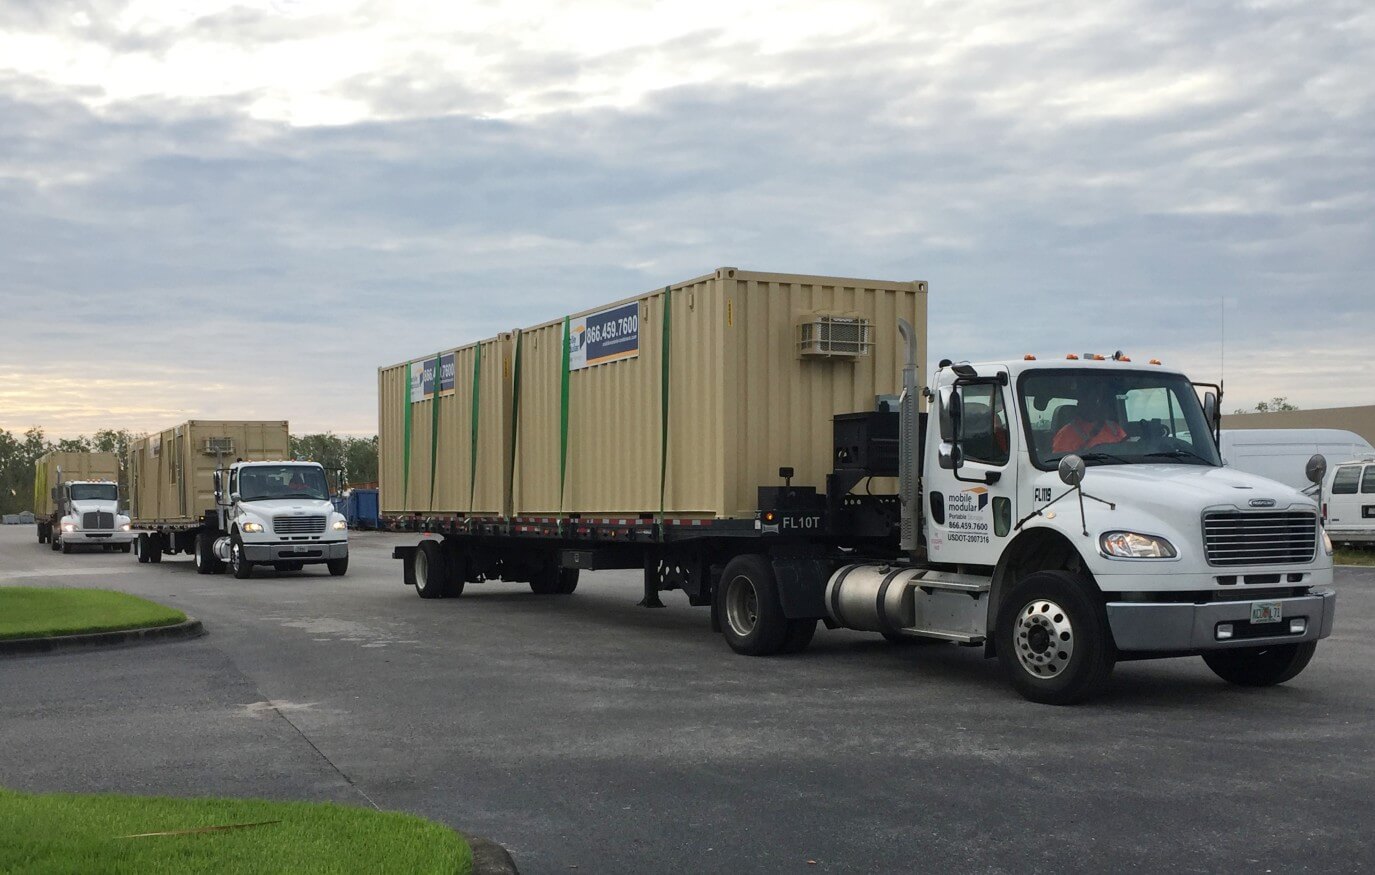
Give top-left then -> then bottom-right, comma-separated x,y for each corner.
34,452 -> 120,517
378,335 -> 515,515
379,267 -> 926,520
127,421 -> 290,525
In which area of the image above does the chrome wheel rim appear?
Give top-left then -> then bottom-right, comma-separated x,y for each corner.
1014,599 -> 1075,678
231,543 -> 242,571
415,549 -> 429,590
725,575 -> 759,638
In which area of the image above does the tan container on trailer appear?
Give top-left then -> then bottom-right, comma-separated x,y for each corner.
379,267 -> 927,520
127,421 -> 290,525
378,335 -> 516,516
34,452 -> 120,517
514,267 -> 926,517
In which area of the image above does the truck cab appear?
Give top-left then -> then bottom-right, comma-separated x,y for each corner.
195,461 -> 350,578
894,354 -> 1334,702
51,480 -> 133,554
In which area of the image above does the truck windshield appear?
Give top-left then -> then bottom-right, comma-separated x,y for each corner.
1020,370 -> 1221,469
239,466 -> 329,501
68,484 -> 117,501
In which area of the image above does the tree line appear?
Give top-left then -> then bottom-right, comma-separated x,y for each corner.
0,429 -> 377,516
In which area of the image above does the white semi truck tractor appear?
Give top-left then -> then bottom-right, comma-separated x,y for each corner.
34,451 -> 134,554
821,323 -> 1335,703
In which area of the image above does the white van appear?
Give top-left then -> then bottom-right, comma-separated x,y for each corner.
1221,428 -> 1375,492
1325,456 -> 1375,546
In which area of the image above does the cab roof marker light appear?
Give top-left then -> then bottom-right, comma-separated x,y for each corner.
1024,354 -> 1037,360
1149,358 -> 1162,365
1066,354 -> 1079,360
1092,354 -> 1106,361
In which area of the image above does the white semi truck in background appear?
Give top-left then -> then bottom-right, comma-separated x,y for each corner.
33,451 -> 134,554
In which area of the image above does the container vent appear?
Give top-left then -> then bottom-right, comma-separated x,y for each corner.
797,314 -> 872,359
202,437 -> 235,455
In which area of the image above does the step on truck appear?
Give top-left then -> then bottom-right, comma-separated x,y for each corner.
34,451 -> 134,554
384,268 -> 1335,704
127,421 -> 350,578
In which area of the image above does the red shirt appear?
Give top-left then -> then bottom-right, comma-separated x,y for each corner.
1053,419 -> 1127,454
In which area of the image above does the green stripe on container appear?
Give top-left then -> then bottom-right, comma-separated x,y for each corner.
468,344 -> 482,510
508,332 -> 522,511
659,288 -> 672,518
402,362 -> 413,508
559,316 -> 571,512
429,356 -> 441,510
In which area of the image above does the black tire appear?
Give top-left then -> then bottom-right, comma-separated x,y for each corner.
1203,642 -> 1317,687
327,558 -> 349,577
780,618 -> 818,654
529,564 -> 576,596
195,533 -> 222,575
414,540 -> 449,598
555,567 -> 579,595
147,533 -> 163,564
718,554 -> 789,656
120,542 -> 132,554
37,525 -> 47,544
61,540 -> 72,554
996,570 -> 1116,705
136,532 -> 150,563
50,533 -> 61,552
229,533 -> 253,579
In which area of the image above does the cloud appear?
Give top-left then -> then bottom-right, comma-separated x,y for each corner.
0,0 -> 1371,437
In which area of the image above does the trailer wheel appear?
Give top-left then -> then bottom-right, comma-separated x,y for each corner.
1203,642 -> 1317,687
719,554 -> 789,656
136,533 -> 150,563
414,540 -> 450,598
556,568 -> 579,595
147,533 -> 163,564
996,570 -> 1115,705
531,563 -> 577,595
195,533 -> 223,575
37,524 -> 48,544
228,533 -> 252,579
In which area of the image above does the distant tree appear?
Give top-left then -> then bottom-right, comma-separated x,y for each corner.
92,428 -> 136,497
1235,397 -> 1299,414
0,427 -> 51,515
290,433 -> 378,489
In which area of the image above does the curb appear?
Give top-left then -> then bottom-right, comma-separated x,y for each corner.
0,618 -> 206,657
463,832 -> 520,875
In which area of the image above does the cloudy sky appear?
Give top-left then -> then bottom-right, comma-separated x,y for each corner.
1,0 -> 1371,438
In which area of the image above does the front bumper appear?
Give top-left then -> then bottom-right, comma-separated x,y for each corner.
1106,589 -> 1336,652
242,540 -> 348,564
64,530 -> 134,544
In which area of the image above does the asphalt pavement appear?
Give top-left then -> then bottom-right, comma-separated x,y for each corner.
1,525 -> 1372,873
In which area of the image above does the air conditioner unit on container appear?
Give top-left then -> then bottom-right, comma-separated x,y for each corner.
796,313 -> 872,359
202,437 -> 235,455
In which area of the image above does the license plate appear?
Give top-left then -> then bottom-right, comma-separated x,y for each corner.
293,545 -> 311,553
1250,601 -> 1283,624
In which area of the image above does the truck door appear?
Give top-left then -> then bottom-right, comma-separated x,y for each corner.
925,374 -> 1019,565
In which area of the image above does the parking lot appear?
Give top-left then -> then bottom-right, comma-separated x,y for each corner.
2,524 -> 1372,873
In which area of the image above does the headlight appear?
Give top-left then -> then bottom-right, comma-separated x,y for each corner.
241,521 -> 265,533
1322,529 -> 1333,556
121,523 -> 132,532
61,522 -> 77,532
332,520 -> 347,530
1100,531 -> 1177,559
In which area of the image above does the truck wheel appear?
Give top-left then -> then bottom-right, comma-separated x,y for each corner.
1203,642 -> 1317,687
718,554 -> 789,656
147,534 -> 163,564
996,570 -> 1116,705
327,558 -> 349,577
555,568 -> 578,595
229,534 -> 253,579
61,540 -> 73,554
195,533 -> 222,575
780,618 -> 818,654
136,533 -> 150,563
120,543 -> 132,554
37,525 -> 47,544
50,533 -> 61,552
414,540 -> 450,598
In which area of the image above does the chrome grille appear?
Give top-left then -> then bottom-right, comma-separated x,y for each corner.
1203,511 -> 1317,566
82,511 -> 114,529
273,515 -> 327,535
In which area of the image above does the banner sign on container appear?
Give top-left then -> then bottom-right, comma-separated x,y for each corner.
569,301 -> 640,370
411,353 -> 456,402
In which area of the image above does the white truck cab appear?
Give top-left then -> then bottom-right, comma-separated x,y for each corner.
53,480 -> 134,554
826,342 -> 1335,704
195,461 -> 349,578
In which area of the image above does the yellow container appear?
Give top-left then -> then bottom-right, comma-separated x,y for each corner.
378,335 -> 515,515
379,267 -> 927,520
127,421 -> 290,525
34,452 -> 120,517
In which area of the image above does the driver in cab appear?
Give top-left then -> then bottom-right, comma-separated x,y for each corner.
1052,386 -> 1127,454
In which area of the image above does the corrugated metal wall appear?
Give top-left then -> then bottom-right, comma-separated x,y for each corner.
128,421 -> 289,525
34,452 -> 119,517
379,268 -> 927,520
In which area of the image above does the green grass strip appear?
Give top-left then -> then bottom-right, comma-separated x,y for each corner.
0,588 -> 186,641
1335,547 -> 1375,566
0,788 -> 472,875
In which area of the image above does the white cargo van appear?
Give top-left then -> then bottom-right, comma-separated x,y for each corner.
1325,457 -> 1375,547
1221,429 -> 1374,492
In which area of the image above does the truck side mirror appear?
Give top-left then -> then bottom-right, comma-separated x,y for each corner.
51,487 -> 60,502
938,385 -> 963,442
213,471 -> 222,500
1058,454 -> 1086,487
230,492 -> 241,504
1305,454 -> 1327,486
1203,391 -> 1219,430
937,443 -> 963,470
